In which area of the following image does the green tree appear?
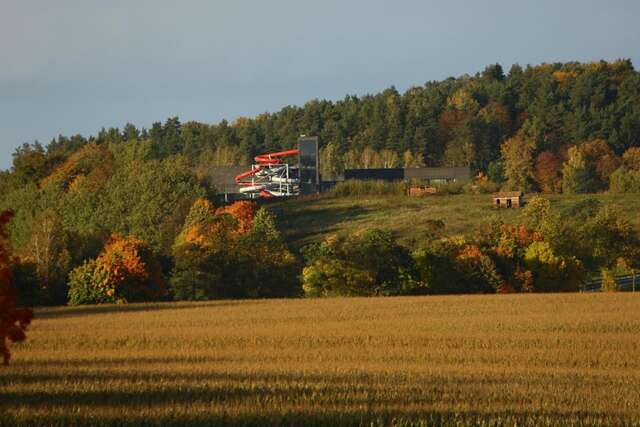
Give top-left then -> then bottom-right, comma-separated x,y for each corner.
609,168 -> 640,193
562,146 -> 596,193
501,136 -> 535,191
302,230 -> 420,297
524,241 -> 583,292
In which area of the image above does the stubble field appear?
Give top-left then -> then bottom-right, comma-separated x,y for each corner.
2,294 -> 640,426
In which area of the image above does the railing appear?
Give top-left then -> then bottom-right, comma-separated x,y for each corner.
582,274 -> 638,292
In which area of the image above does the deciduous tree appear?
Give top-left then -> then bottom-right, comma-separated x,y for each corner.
501,136 -> 535,191
0,211 -> 33,365
534,151 -> 562,193
68,234 -> 167,305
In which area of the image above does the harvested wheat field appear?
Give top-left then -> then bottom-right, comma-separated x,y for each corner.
2,294 -> 640,426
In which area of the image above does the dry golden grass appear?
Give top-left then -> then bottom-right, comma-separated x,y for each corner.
2,294 -> 640,426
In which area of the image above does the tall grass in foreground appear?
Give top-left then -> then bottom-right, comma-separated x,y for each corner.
328,180 -> 407,197
2,294 -> 640,426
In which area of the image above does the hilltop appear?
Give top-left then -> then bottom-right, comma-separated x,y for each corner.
269,192 -> 640,249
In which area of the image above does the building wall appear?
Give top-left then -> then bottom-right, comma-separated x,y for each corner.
208,166 -> 248,194
344,167 -> 471,183
404,167 -> 470,182
344,168 -> 404,181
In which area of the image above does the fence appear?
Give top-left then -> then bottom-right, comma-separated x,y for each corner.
582,274 -> 638,292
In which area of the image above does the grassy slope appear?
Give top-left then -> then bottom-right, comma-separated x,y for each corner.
2,295 -> 640,426
269,193 -> 640,249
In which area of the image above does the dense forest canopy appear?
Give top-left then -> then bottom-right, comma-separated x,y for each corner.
4,59 -> 639,182
1,59 -> 639,306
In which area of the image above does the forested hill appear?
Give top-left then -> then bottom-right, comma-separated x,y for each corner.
1,59 -> 640,306
4,59 -> 640,186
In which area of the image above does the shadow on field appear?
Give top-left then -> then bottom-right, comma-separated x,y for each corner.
0,388 -> 624,427
5,368 -> 391,387
12,355 -> 234,369
35,301 -> 258,320
2,363 -> 628,426
278,205 -> 369,246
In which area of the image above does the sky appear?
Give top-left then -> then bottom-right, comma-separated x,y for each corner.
1,0 -> 639,170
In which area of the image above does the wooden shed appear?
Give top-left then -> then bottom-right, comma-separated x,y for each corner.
492,191 -> 524,208
408,185 -> 438,197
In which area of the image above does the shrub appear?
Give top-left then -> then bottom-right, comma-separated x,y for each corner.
609,168 -> 640,193
413,238 -> 501,294
328,180 -> 406,197
434,181 -> 465,195
302,257 -> 375,297
67,260 -> 113,305
524,241 -> 583,292
521,196 -> 551,230
622,147 -> 640,171
600,269 -> 618,292
68,234 -> 167,305
302,230 -> 420,297
463,180 -> 499,194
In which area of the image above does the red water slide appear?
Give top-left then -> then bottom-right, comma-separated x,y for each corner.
234,149 -> 300,185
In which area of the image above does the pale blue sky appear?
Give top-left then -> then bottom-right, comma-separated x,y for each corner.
1,0 -> 639,169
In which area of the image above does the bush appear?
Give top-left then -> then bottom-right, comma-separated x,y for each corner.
413,238 -> 501,294
302,229 -> 421,297
609,168 -> 640,193
302,257 -> 375,297
600,269 -> 619,292
524,241 -> 583,292
328,180 -> 406,197
67,260 -> 113,305
67,234 -> 167,305
463,180 -> 499,194
434,181 -> 465,195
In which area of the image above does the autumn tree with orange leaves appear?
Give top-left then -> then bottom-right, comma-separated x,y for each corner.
67,234 -> 167,305
215,201 -> 257,234
0,210 -> 33,365
534,151 -> 563,193
171,199 -> 297,300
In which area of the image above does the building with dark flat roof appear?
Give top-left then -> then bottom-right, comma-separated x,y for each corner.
344,167 -> 470,183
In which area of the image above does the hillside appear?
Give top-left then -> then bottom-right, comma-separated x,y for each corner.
3,294 -> 639,426
1,59 -> 639,306
269,193 -> 640,249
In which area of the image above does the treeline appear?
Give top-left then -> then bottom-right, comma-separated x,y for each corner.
3,142 -> 209,305
4,60 -> 640,186
5,193 -> 639,308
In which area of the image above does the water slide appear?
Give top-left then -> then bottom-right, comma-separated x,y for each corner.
235,149 -> 300,197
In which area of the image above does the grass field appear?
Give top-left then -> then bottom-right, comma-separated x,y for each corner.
269,193 -> 640,249
2,294 -> 640,426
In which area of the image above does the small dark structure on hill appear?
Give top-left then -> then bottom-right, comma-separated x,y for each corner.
344,167 -> 470,183
492,191 -> 524,208
408,185 -> 438,197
